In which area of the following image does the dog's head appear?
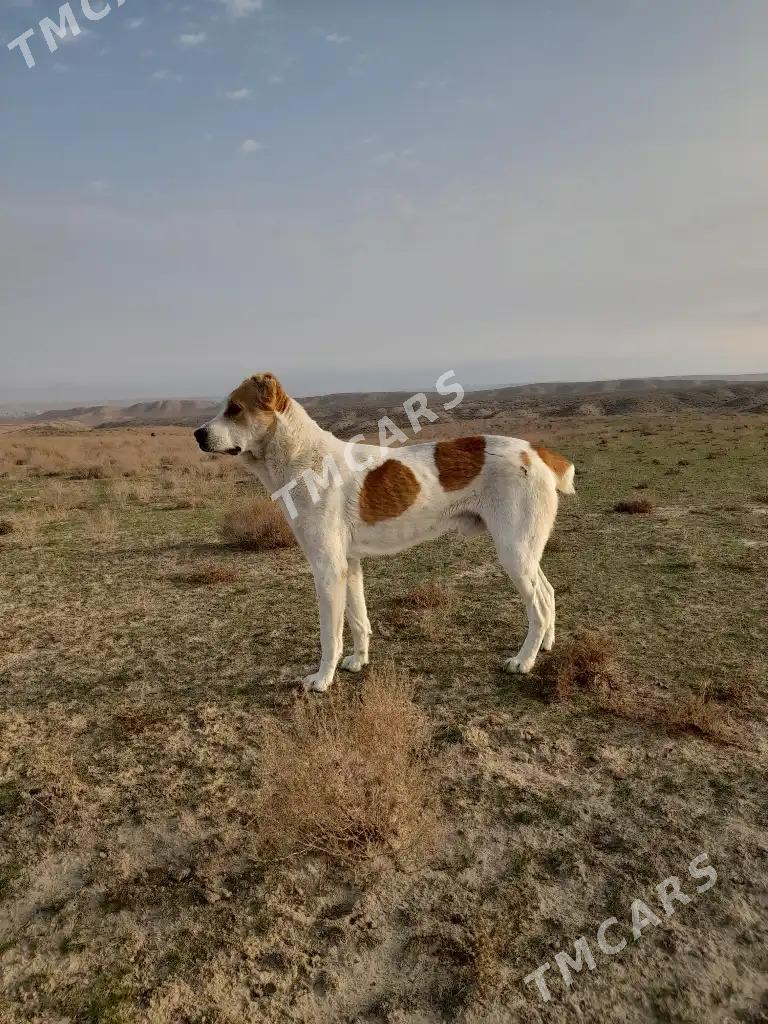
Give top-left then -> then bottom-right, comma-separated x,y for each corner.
194,372 -> 290,456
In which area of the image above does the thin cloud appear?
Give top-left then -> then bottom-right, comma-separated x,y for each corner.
57,26 -> 92,45
217,0 -> 264,17
179,32 -> 206,47
240,139 -> 263,153
127,18 -> 144,30
416,75 -> 448,90
325,32 -> 350,44
371,148 -> 416,166
226,88 -> 252,100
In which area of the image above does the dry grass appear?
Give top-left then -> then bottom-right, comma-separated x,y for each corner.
613,497 -> 655,514
1,414 -> 767,1023
170,562 -> 239,587
1,511 -> 41,546
87,507 -> 119,546
110,478 -> 154,505
255,663 -> 438,865
710,668 -> 766,712
541,630 -> 619,700
219,497 -> 296,550
0,426 -> 243,487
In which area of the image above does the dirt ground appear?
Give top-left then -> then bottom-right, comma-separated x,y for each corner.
1,410 -> 767,1023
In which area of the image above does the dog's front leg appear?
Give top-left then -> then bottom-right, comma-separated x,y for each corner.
341,557 -> 371,673
302,557 -> 347,693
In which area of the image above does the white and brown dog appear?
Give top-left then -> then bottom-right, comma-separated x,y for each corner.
195,373 -> 575,692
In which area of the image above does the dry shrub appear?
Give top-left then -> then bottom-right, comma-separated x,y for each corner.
397,579 -> 456,612
256,663 -> 438,864
0,519 -> 13,536
43,480 -> 82,511
383,579 -> 456,638
665,693 -> 744,745
599,685 -> 747,748
219,497 -> 295,550
545,634 -> 748,747
72,462 -> 110,480
613,497 -> 655,514
542,630 -> 618,700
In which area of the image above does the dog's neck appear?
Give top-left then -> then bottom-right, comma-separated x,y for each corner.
242,398 -> 336,491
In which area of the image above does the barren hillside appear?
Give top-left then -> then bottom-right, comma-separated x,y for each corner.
7,376 -> 768,431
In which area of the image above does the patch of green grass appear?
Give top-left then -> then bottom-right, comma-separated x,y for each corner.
0,782 -> 22,815
69,976 -> 135,1024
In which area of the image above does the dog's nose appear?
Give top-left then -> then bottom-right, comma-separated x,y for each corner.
194,427 -> 208,450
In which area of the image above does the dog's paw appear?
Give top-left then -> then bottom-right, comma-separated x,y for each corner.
503,655 -> 536,675
340,654 -> 368,673
301,672 -> 332,693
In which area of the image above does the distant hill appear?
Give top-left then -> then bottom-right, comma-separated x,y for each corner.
4,374 -> 768,429
22,399 -> 218,428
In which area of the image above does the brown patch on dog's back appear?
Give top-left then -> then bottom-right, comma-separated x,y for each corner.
533,445 -> 572,479
360,460 -> 421,524
230,372 -> 290,415
434,436 -> 486,492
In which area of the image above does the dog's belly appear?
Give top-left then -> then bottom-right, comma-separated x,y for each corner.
348,508 -> 485,557
349,514 -> 454,558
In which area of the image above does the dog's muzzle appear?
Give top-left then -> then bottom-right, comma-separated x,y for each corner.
194,427 -> 241,456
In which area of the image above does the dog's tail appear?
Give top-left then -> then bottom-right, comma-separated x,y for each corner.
532,445 -> 576,495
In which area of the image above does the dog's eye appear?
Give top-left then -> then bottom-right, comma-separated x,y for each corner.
225,401 -> 242,417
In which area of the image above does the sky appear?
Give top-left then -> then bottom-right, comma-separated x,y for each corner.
1,0 -> 767,402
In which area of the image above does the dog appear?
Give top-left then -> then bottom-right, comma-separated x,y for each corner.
195,373 -> 575,692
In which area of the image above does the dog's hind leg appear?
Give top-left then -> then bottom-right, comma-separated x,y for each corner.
303,556 -> 347,693
539,567 -> 556,651
495,548 -> 550,674
341,557 -> 371,673
485,480 -> 556,674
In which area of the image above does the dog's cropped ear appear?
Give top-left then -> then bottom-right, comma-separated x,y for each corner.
236,372 -> 290,413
